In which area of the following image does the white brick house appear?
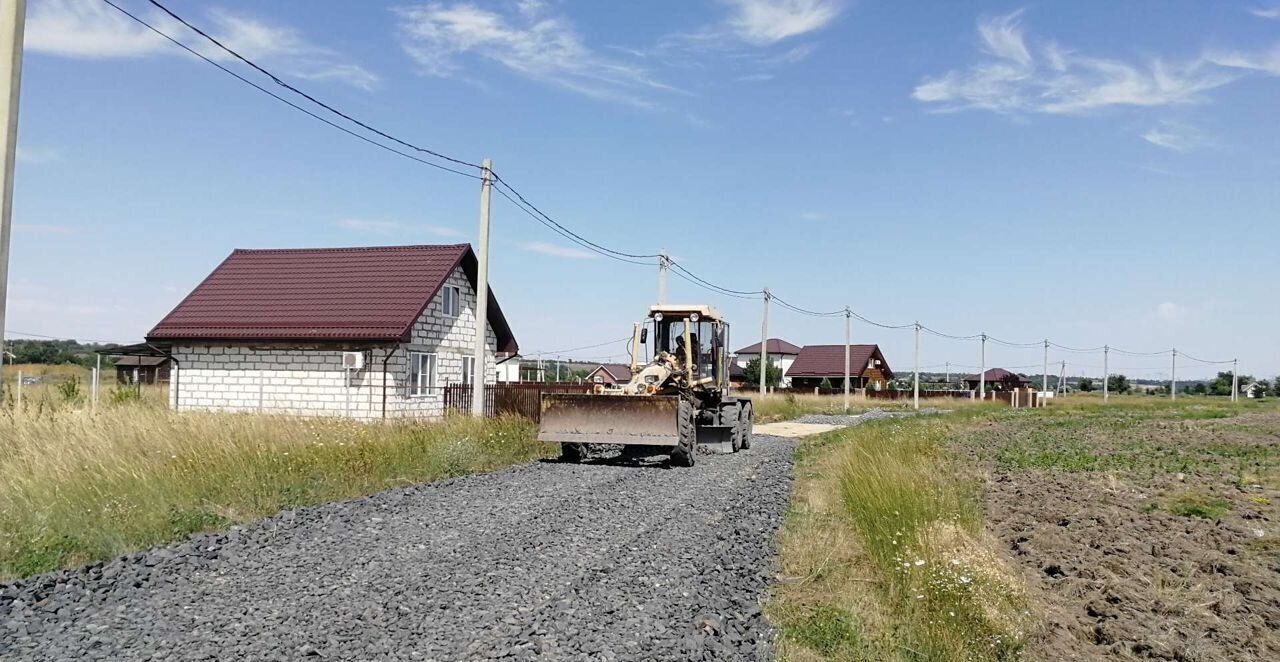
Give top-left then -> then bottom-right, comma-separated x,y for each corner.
145,244 -> 518,420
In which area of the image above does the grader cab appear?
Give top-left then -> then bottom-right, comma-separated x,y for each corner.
537,305 -> 753,467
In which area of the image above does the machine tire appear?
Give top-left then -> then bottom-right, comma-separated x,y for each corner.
560,442 -> 587,463
739,403 -> 753,450
670,399 -> 697,467
729,405 -> 743,453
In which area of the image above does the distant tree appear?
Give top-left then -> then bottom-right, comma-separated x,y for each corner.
1207,371 -> 1251,397
1078,377 -> 1094,392
1190,382 -> 1207,395
819,377 -> 833,390
1107,374 -> 1131,394
743,357 -> 782,388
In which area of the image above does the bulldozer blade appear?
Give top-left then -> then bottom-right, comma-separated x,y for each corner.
538,394 -> 681,446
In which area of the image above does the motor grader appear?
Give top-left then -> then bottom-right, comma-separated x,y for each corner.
537,304 -> 753,466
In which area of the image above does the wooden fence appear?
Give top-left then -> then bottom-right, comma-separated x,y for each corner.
443,383 -> 593,421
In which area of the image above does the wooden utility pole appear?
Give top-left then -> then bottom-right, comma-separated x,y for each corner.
470,158 -> 493,416
759,288 -> 770,397
912,322 -> 920,410
0,0 -> 26,393
657,249 -> 668,304
843,308 -> 851,412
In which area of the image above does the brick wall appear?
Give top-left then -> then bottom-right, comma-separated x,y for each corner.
169,266 -> 500,420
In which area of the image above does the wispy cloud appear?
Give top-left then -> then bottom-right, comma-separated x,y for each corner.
27,0 -> 378,89
722,0 -> 844,46
395,2 -> 676,108
1203,44 -> 1280,76
913,10 -> 1238,115
1142,121 -> 1212,152
14,223 -> 76,236
335,218 -> 464,238
520,241 -> 598,259
16,146 -> 60,164
1249,6 -> 1280,19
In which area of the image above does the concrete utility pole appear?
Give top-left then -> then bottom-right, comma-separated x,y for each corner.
759,288 -> 770,397
470,158 -> 493,417
0,0 -> 26,393
843,308 -> 851,412
1231,358 -> 1239,403
1103,345 -> 1110,402
945,361 -> 950,385
657,249 -> 669,305
1042,340 -> 1049,394
1058,360 -> 1066,395
979,333 -> 987,400
912,322 -> 920,410
1170,349 -> 1177,401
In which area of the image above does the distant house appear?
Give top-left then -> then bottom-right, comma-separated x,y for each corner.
733,338 -> 802,386
1242,382 -> 1262,398
586,363 -> 633,385
145,244 -> 517,420
787,344 -> 894,390
115,355 -> 172,385
964,368 -> 1031,392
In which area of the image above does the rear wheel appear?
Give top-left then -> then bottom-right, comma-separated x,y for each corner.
560,442 -> 587,463
739,403 -> 753,450
729,406 -> 743,453
670,399 -> 697,467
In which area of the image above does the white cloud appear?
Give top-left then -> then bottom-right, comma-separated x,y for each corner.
913,10 -> 1238,115
520,241 -> 598,259
723,0 -> 843,45
395,2 -> 674,107
16,146 -> 60,164
1142,121 -> 1212,152
335,218 -> 465,238
26,0 -> 378,89
1249,6 -> 1280,19
1204,45 -> 1280,76
1156,301 -> 1188,322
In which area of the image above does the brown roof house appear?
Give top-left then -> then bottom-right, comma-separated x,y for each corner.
733,338 -> 803,386
787,344 -> 894,390
115,355 -> 172,385
964,368 -> 1031,392
146,244 -> 517,419
586,363 -> 633,385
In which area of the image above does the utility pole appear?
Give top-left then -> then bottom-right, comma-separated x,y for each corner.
843,308 -> 851,412
1170,349 -> 1177,401
912,322 -> 920,410
759,288 -> 770,397
1058,360 -> 1066,395
1103,345 -> 1109,403
1042,340 -> 1049,394
470,158 -> 493,417
945,361 -> 950,385
979,333 -> 987,400
1231,358 -> 1239,403
0,0 -> 26,394
657,249 -> 669,305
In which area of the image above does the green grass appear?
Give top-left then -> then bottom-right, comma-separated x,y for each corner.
1166,493 -> 1232,519
0,408 -> 547,580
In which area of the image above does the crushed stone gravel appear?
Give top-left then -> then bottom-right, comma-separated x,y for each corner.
0,436 -> 796,661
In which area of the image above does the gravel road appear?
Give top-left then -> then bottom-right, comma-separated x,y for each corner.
1,436 -> 795,661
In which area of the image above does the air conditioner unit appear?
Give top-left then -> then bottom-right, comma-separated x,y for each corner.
342,351 -> 365,370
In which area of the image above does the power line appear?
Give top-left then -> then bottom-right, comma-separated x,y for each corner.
1049,342 -> 1106,353
491,184 -> 657,265
667,260 -> 763,299
1178,351 -> 1235,365
770,295 -> 843,318
920,324 -> 982,341
525,336 -> 631,357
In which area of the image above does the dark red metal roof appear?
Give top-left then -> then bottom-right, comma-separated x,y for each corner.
592,363 -> 634,381
733,338 -> 803,356
787,344 -> 894,379
147,244 -> 517,353
965,368 -> 1030,383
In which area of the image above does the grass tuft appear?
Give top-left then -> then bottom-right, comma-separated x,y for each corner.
1166,493 -> 1232,519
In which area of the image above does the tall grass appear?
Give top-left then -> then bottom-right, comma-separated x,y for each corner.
0,407 -> 546,580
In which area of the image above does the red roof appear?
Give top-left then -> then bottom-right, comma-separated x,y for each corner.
734,338 -> 803,356
147,244 -> 517,353
966,368 -> 1030,384
591,363 -> 634,381
787,344 -> 893,379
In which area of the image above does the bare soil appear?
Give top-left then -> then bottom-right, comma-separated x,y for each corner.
954,406 -> 1280,661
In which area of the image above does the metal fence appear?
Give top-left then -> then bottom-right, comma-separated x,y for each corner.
443,382 -> 593,420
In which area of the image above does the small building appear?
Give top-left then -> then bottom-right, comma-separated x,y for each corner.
586,363 -> 633,385
964,368 -> 1031,392
115,355 -> 172,385
786,344 -> 894,390
733,338 -> 802,386
145,244 -> 517,420
1241,382 -> 1262,398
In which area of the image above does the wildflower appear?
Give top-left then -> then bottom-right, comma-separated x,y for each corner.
916,594 -> 924,599
950,559 -> 961,566
914,559 -> 925,566
960,576 -> 971,584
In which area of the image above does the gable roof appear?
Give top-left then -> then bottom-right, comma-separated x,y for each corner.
734,338 -> 803,356
787,344 -> 894,379
147,244 -> 517,353
590,363 -> 634,381
966,368 -> 1030,383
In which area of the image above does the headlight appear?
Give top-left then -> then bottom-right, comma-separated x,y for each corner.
690,312 -> 700,322
654,312 -> 663,321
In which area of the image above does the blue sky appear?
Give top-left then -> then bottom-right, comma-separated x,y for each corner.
9,0 -> 1280,379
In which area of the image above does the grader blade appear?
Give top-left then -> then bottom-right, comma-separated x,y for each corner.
538,394 -> 681,446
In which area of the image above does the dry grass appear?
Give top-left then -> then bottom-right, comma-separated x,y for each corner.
742,391 -> 982,423
768,408 -> 1032,661
0,405 -> 548,580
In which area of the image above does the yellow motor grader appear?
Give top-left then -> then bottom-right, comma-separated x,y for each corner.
537,304 -> 753,466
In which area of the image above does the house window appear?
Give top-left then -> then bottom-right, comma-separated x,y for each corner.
593,375 -> 604,384
461,355 -> 476,385
441,285 -> 460,317
408,352 -> 437,396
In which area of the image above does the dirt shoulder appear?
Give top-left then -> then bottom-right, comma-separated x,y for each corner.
953,403 -> 1280,661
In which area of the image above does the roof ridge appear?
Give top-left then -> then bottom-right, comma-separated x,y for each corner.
232,243 -> 471,254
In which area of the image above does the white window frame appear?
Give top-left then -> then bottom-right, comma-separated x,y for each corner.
461,355 -> 476,385
441,285 -> 461,318
408,352 -> 437,397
